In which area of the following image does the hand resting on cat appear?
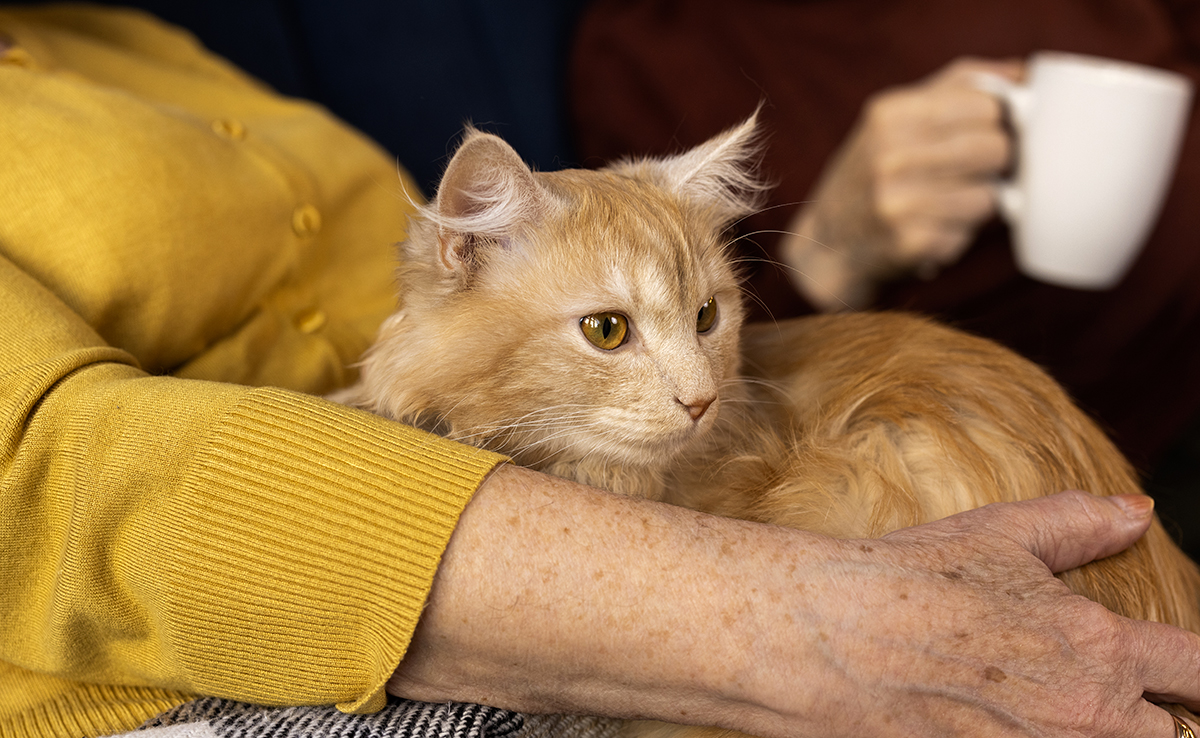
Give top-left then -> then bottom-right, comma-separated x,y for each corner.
336,116 -> 1200,738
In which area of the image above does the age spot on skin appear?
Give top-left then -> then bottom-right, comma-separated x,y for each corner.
984,665 -> 1007,683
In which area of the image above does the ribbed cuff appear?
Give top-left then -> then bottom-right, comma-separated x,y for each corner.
0,678 -> 189,738
156,387 -> 505,710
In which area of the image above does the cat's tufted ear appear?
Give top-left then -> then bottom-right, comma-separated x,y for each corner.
429,128 -> 546,276
650,112 -> 766,224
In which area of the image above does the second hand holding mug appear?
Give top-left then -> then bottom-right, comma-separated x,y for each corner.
975,52 -> 1193,290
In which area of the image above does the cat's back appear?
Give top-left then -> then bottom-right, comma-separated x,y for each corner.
676,312 -> 1200,634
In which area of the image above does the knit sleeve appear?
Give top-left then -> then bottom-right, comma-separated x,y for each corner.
0,251 -> 505,712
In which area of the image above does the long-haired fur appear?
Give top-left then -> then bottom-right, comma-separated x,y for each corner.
339,117 -> 1200,735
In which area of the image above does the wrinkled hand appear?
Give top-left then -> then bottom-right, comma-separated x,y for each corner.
390,463 -> 1200,738
744,491 -> 1200,738
782,57 -> 1021,310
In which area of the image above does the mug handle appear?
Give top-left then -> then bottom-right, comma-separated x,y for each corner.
971,71 -> 1031,224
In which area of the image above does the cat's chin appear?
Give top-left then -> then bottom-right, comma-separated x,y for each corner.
540,458 -> 669,501
496,424 -> 707,500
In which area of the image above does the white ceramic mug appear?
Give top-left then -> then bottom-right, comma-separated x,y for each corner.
975,52 -> 1193,289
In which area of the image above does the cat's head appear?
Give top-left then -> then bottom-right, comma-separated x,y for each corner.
354,116 -> 764,489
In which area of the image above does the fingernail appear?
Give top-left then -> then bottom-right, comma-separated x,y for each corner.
1109,494 -> 1155,519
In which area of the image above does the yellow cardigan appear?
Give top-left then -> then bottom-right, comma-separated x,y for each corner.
0,6 -> 504,737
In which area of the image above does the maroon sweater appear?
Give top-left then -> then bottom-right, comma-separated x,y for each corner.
570,0 -> 1200,467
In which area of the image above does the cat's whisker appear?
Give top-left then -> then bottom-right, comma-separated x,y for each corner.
739,226 -> 889,285
726,199 -> 818,233
448,408 -> 610,453
504,421 -> 619,467
724,375 -> 791,398
453,413 -> 594,441
737,287 -> 780,325
730,241 -> 862,314
739,227 -> 877,269
428,398 -> 605,448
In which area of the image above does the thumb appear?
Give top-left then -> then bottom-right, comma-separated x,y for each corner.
998,490 -> 1155,573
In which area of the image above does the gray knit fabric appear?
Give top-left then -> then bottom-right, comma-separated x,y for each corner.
131,697 -> 622,738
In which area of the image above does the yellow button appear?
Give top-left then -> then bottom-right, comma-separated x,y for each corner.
1,47 -> 34,68
295,308 -> 327,334
292,204 -> 322,237
211,118 -> 247,141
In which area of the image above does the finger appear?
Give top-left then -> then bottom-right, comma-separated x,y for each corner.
933,56 -> 1026,86
876,128 -> 1013,180
1130,618 -> 1200,709
984,491 -> 1155,572
1115,703 -> 1196,738
878,183 -> 998,262
885,203 -> 990,267
1173,714 -> 1200,738
891,223 -> 974,267
872,85 -> 1006,135
881,180 -> 997,224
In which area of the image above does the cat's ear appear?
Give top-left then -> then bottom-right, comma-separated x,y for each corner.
650,112 -> 767,224
429,128 -> 546,276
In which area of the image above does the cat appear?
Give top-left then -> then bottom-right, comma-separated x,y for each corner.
337,116 -> 1200,735
338,116 -> 759,501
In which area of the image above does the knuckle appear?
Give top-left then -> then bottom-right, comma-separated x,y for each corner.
982,129 -> 1014,167
974,91 -> 1007,124
894,228 -> 938,261
874,186 -> 910,223
944,56 -> 988,76
863,108 -> 895,141
863,91 -> 895,123
866,89 -> 917,130
930,233 -> 971,263
958,187 -> 998,221
872,150 -> 907,181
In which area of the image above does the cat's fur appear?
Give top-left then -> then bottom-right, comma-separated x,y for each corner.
342,117 -> 760,500
339,117 -> 1200,734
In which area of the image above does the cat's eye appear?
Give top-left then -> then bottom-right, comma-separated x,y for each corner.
696,297 -> 718,333
580,312 -> 629,350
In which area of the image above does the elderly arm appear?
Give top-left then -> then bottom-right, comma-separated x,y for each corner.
391,464 -> 1200,738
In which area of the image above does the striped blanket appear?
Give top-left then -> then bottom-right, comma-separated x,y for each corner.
129,697 -> 622,738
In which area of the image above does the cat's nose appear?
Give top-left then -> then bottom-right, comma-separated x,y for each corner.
679,396 -> 715,422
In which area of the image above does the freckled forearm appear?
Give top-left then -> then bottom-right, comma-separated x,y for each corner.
386,462 -> 842,730
387,469 -> 1193,738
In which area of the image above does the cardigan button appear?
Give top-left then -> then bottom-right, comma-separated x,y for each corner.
211,118 -> 247,141
294,308 -> 327,334
1,47 -> 33,68
291,204 -> 322,237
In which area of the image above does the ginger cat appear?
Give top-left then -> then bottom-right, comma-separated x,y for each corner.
338,117 -> 1200,735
